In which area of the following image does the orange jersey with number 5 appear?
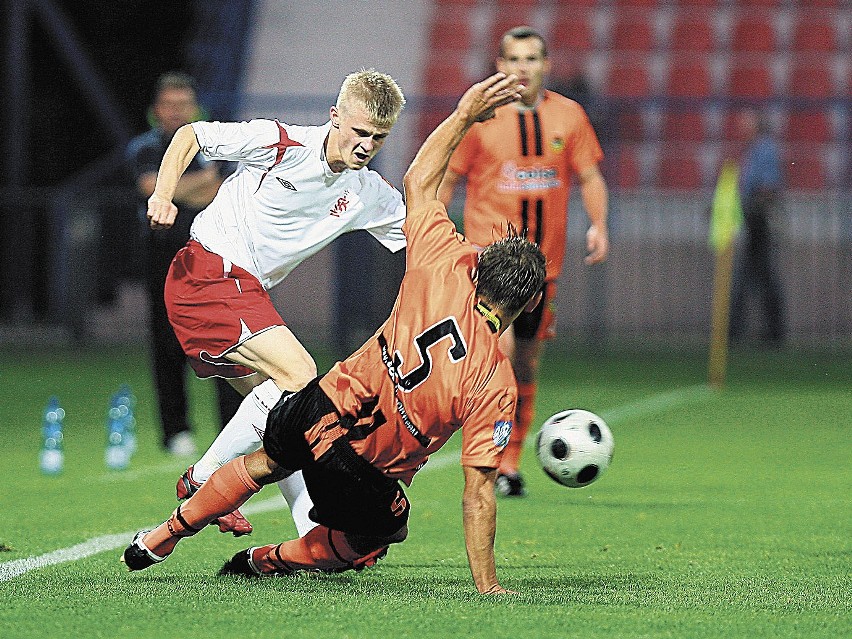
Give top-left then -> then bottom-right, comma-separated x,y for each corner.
318,201 -> 517,486
449,91 -> 603,279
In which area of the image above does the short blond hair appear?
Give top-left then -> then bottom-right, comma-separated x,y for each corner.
337,69 -> 406,128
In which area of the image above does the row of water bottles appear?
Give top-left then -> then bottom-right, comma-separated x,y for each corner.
39,385 -> 138,475
105,384 -> 138,470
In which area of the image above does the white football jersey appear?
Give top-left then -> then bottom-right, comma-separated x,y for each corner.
189,119 -> 406,289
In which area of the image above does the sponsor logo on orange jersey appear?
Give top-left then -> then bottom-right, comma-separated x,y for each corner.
498,162 -> 561,192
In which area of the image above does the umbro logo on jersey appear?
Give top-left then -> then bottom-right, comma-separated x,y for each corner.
276,177 -> 298,191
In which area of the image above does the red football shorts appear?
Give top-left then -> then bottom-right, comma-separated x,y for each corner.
164,240 -> 285,379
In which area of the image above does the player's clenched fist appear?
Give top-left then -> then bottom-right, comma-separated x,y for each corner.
147,193 -> 178,229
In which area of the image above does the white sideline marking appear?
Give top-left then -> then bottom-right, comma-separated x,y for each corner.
0,495 -> 290,582
0,385 -> 710,581
598,384 -> 710,426
0,533 -> 131,582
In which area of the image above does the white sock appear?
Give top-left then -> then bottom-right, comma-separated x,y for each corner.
193,378 -> 283,482
192,378 -> 317,537
277,472 -> 317,537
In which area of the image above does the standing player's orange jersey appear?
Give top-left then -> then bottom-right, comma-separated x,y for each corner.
448,90 -> 603,280
317,202 -> 518,486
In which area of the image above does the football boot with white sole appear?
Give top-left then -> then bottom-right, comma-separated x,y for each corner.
121,531 -> 167,571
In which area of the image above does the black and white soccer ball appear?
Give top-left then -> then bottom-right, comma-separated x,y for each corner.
536,409 -> 614,488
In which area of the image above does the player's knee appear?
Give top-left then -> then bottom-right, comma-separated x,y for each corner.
270,352 -> 316,391
292,353 -> 318,387
244,449 -> 287,486
386,525 -> 408,544
346,526 -> 407,556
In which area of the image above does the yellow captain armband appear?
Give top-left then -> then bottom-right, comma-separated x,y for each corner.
475,301 -> 501,334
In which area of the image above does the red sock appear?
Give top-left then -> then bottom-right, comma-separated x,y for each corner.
252,526 -> 364,574
143,457 -> 261,557
500,381 -> 537,475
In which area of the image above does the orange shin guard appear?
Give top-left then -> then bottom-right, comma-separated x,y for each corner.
253,526 -> 364,574
143,457 -> 261,557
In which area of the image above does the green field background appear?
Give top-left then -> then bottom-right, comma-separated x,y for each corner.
0,345 -> 849,639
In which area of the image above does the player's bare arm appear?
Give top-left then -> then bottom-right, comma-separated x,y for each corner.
436,167 -> 462,207
462,465 -> 515,594
403,73 -> 522,214
147,123 -> 203,229
577,165 -> 609,265
138,164 -> 219,209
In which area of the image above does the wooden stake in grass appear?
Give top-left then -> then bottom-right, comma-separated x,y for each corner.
709,241 -> 735,389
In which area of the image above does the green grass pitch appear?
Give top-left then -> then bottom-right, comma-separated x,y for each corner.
0,344 -> 849,638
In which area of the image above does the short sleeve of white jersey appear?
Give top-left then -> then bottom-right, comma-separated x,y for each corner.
191,119 -> 283,165
360,172 -> 407,252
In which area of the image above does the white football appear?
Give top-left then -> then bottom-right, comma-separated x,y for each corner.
536,409 -> 614,488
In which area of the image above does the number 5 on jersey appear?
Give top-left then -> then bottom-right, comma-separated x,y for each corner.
394,317 -> 468,392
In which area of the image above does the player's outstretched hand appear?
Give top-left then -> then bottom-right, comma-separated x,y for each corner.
459,73 -> 524,124
147,193 -> 178,229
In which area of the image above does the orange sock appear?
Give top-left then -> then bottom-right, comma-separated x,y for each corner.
499,381 -> 537,475
252,525 -> 364,574
143,457 -> 261,557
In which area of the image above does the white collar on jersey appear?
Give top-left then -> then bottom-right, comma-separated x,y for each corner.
320,121 -> 345,179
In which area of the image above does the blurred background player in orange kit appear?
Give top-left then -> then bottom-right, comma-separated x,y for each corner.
439,26 -> 610,497
122,72 -> 548,595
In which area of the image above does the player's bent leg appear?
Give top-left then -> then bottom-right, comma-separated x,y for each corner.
122,457 -> 265,571
179,377 -> 298,534
497,336 -> 542,491
227,325 -> 317,394
220,525 -> 405,577
175,465 -> 253,535
187,325 -> 316,490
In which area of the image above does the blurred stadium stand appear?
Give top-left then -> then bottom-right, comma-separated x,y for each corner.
1,0 -> 849,351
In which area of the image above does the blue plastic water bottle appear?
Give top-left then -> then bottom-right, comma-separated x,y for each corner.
40,396 -> 65,475
116,384 -> 137,456
105,393 -> 129,470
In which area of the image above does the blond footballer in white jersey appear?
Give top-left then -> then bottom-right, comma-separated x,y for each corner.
144,70 -> 407,541
189,119 -> 405,290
